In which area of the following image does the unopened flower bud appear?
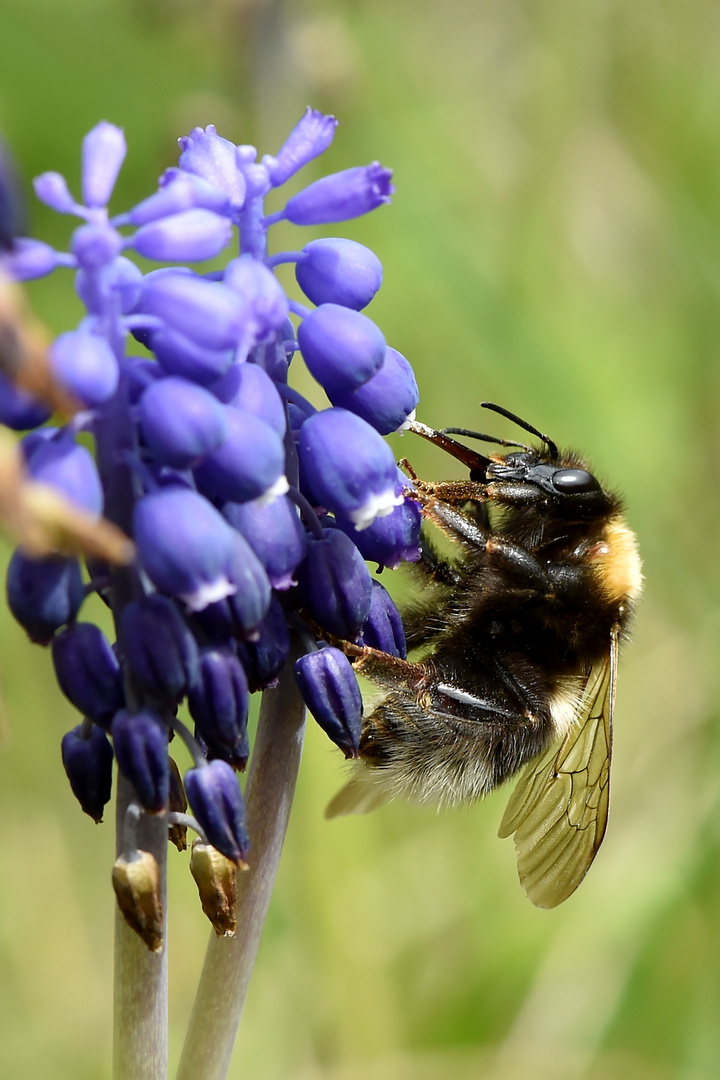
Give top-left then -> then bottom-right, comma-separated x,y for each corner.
283,163 -> 393,225
61,722 -> 114,822
262,107 -> 338,186
26,432 -> 103,517
139,376 -> 228,468
184,759 -> 249,866
49,327 -> 119,407
193,407 -> 286,504
297,528 -> 373,640
52,622 -> 124,726
190,838 -> 238,936
150,325 -> 234,385
210,361 -> 286,437
111,708 -> 169,814
298,304 -> 386,396
112,850 -> 163,953
357,580 -> 407,658
119,593 -> 200,705
82,122 -> 126,208
178,125 -> 246,208
0,371 -> 52,430
132,209 -> 232,262
3,237 -> 61,280
295,646 -> 363,758
140,272 -> 247,352
6,549 -> 84,645
296,238 -> 382,311
235,595 -> 291,691
188,648 -> 250,768
71,223 -> 123,270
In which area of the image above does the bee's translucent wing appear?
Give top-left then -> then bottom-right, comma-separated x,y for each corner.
498,626 -> 619,908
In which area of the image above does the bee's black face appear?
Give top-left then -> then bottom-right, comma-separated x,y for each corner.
550,468 -> 601,494
486,454 -> 609,516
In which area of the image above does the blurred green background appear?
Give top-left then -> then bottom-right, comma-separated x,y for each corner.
1,0 -> 719,1077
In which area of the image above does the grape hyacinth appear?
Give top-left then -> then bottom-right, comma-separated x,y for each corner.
1,108 -> 421,978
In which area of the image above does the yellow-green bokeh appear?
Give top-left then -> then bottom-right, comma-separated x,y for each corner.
1,1 -> 719,1077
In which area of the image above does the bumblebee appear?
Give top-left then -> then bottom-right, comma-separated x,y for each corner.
327,403 -> 642,908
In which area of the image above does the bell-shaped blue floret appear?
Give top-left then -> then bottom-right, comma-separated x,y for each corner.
184,758 -> 250,865
298,408 -> 401,530
223,494 -> 306,591
235,595 -> 291,692
139,376 -> 229,468
193,407 -> 286,504
224,255 -> 289,345
262,108 -> 338,187
112,708 -> 170,814
357,580 -> 407,658
140,271 -> 248,352
283,163 -> 393,225
328,346 -> 419,435
150,325 -> 235,385
3,237 -> 62,281
335,481 -> 422,570
188,648 -> 250,769
297,528 -> 373,640
119,594 -> 200,705
61,723 -> 114,822
132,209 -> 232,262
82,121 -> 126,208
178,126 -> 247,209
52,622 -> 125,728
133,486 -> 239,612
297,304 -> 386,396
26,432 -> 103,516
296,238 -> 382,311
0,371 -> 52,430
209,362 -> 287,437
6,550 -> 84,645
129,169 -> 233,225
49,327 -> 119,407
295,646 -> 363,758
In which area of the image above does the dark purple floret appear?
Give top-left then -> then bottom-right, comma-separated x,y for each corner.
119,594 -> 200,705
235,595 -> 291,692
357,579 -> 407,658
61,723 -> 114,823
188,648 -> 250,769
184,758 -> 250,865
0,371 -> 52,431
111,708 -> 170,814
222,495 -> 306,590
335,487 -> 422,570
297,528 -> 373,640
6,550 -> 84,645
52,622 -> 125,728
295,646 -> 362,758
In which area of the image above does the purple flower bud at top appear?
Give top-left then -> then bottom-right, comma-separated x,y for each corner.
139,376 -> 228,468
295,647 -> 362,758
283,163 -> 393,226
262,108 -> 338,186
235,595 -> 291,691
299,408 -> 401,530
296,238 -> 382,311
150,326 -> 235,385
188,648 -> 250,768
223,494 -> 306,591
3,238 -> 61,281
52,622 -> 125,727
119,594 -> 200,705
184,758 -> 249,865
49,327 -> 120,407
132,209 -> 232,262
178,126 -> 246,209
33,172 -> 77,215
71,223 -> 123,269
224,255 -> 289,345
26,434 -> 103,516
82,121 -> 126,208
61,723 -> 114,822
209,362 -> 286,437
0,371 -> 52,430
129,170 -> 232,225
134,486 -> 238,611
335,487 -> 422,570
357,580 -> 407,658
328,346 -> 419,435
6,550 -> 84,645
193,408 -> 286,504
140,272 -> 247,352
297,528 -> 373,640
298,304 -> 386,396
112,708 -> 169,814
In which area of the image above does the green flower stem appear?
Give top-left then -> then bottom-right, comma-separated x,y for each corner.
175,644 -> 306,1080
113,773 -> 169,1080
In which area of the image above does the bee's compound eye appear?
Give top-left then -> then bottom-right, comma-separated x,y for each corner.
552,468 -> 600,493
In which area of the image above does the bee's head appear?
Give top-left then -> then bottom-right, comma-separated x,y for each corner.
485,449 -> 612,518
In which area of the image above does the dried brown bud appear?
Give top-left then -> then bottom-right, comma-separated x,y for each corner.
168,757 -> 188,852
112,850 -> 164,953
189,838 -> 240,937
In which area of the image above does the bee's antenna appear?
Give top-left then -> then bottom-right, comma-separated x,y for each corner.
441,427 -> 532,453
480,403 -> 559,460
